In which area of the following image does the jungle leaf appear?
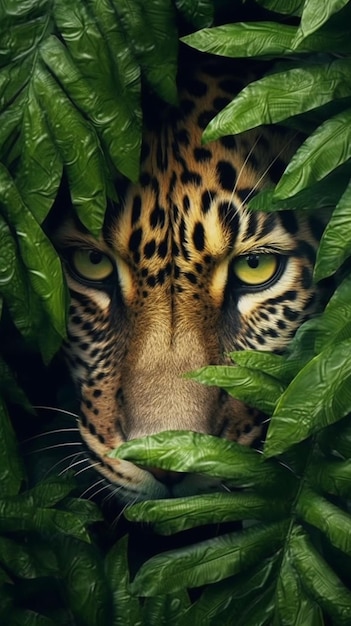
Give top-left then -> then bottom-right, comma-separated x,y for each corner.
202,58 -> 351,142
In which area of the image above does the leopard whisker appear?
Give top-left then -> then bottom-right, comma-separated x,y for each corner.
33,405 -> 80,420
43,451 -> 86,478
237,133 -> 298,211
81,478 -> 108,500
21,428 -> 80,445
24,442 -> 83,456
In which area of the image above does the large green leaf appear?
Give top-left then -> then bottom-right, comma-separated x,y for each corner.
274,108 -> 351,200
0,165 -> 66,342
174,0 -> 213,28
131,521 -> 287,595
186,364 -> 285,414
265,338 -> 351,456
105,536 -> 142,626
112,430 -> 295,492
125,492 -> 289,534
0,397 -> 24,498
182,21 -> 351,58
314,180 -> 351,280
292,0 -> 349,47
202,58 -> 351,142
289,526 -> 351,626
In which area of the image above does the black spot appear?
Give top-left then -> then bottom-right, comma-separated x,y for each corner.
147,275 -> 157,288
192,222 -> 205,251
179,218 -> 190,260
301,266 -> 312,289
193,147 -> 212,162
236,187 -> 256,206
216,160 -> 237,191
165,262 -> 172,276
220,135 -> 237,150
82,321 -> 93,332
128,228 -> 142,252
174,264 -> 180,279
213,96 -> 230,110
268,306 -> 276,314
180,170 -> 202,186
144,239 -> 156,258
156,140 -> 168,172
257,335 -> 266,345
142,290 -> 148,298
175,128 -> 190,145
81,413 -> 88,428
277,319 -> 286,330
183,195 -> 190,213
259,213 -> 278,238
260,311 -> 269,321
186,78 -> 208,97
185,272 -> 197,285
201,190 -> 216,215
158,238 -> 168,259
172,241 -> 179,256
79,343 -> 89,351
181,99 -> 196,116
269,157 -> 286,184
140,172 -> 151,187
245,212 -> 258,239
150,205 -> 166,229
279,211 -> 298,235
97,433 -> 105,443
169,171 -> 177,192
88,422 -> 96,436
133,251 -> 140,264
193,293 -> 200,300
204,254 -> 212,264
195,262 -> 203,274
140,142 -> 150,162
131,195 -> 142,225
198,110 -> 216,129
157,269 -> 165,284
71,315 -> 82,325
283,306 -> 299,321
141,268 -> 148,277
151,176 -> 160,193
172,203 -> 179,223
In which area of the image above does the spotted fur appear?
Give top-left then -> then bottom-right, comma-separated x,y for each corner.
52,57 -> 321,502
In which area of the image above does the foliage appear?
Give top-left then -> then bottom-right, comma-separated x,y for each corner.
1,0 -> 351,624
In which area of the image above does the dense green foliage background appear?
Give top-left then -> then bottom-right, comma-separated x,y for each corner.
1,0 -> 351,623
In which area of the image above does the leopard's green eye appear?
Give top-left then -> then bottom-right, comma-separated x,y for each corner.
233,253 -> 278,286
71,249 -> 114,281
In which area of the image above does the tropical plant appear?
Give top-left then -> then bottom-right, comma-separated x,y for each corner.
1,0 -> 351,624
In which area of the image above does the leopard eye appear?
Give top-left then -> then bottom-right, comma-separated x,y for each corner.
71,249 -> 114,281
233,253 -> 279,286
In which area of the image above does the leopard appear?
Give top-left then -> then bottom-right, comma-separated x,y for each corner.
51,54 -> 322,503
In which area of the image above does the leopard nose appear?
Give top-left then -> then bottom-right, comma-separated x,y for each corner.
144,466 -> 185,486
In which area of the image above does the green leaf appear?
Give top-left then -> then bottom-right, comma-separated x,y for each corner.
229,350 -> 298,384
295,487 -> 351,556
314,179 -> 351,279
265,339 -> 351,456
174,0 -> 213,28
54,536 -> 110,626
182,21 -> 351,58
0,355 -> 32,412
131,521 -> 287,595
293,0 -> 349,47
314,275 -> 351,351
289,526 -> 351,626
187,364 -> 285,414
276,553 -> 324,626
0,397 -> 24,497
33,62 -> 108,236
105,536 -> 142,626
112,431 -> 295,492
112,0 -> 178,105
202,58 -> 351,142
311,458 -> 351,498
0,536 -> 57,580
185,557 -> 278,626
15,82 -> 62,224
143,591 -> 191,626
274,108 -> 351,200
0,165 -> 66,343
125,492 -> 289,534
255,0 -> 304,15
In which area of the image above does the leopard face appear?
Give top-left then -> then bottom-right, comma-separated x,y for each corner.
53,59 -> 321,502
